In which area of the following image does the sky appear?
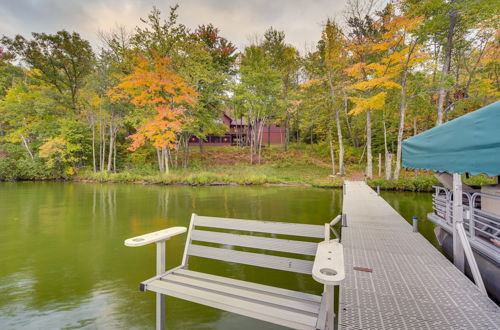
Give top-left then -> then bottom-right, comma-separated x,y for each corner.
0,0 -> 358,53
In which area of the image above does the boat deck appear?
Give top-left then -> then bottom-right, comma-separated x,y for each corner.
339,181 -> 500,330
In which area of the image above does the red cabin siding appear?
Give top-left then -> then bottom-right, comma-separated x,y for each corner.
189,114 -> 285,146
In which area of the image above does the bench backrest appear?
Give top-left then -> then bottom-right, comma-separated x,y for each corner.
183,214 -> 326,275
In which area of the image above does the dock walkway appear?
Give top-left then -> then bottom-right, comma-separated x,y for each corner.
339,181 -> 500,330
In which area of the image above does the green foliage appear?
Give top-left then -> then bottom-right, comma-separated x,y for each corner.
368,176 -> 440,192
0,143 -> 55,180
2,30 -> 95,111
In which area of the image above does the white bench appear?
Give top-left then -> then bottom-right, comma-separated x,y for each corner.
124,214 -> 345,330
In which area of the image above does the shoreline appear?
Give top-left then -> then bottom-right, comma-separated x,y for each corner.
0,175 -> 445,192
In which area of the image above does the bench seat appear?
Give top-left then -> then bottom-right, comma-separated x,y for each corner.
146,269 -> 323,330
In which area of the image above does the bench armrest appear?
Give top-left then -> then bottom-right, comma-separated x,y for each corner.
124,227 -> 187,247
312,240 -> 345,285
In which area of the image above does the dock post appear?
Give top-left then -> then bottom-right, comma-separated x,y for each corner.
412,216 -> 418,232
341,213 -> 347,227
376,184 -> 380,195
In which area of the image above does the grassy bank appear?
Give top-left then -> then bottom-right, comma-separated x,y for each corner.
4,145 -> 495,192
76,167 -> 449,192
74,146 -> 446,191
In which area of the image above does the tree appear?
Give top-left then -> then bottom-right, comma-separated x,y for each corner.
344,6 -> 385,179
319,19 -> 347,175
234,45 -> 282,164
370,4 -> 426,179
262,28 -> 299,150
0,80 -> 62,160
2,31 -> 95,112
407,0 -> 500,125
109,55 -> 197,173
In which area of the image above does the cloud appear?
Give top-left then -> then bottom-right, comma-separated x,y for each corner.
0,0 -> 350,52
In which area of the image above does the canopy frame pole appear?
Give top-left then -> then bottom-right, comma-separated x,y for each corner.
452,173 -> 487,294
452,173 -> 465,271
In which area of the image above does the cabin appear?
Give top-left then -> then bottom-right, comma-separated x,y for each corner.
188,113 -> 285,146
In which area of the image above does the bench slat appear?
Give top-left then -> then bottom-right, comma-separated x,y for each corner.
190,229 -> 318,256
173,269 -> 322,303
163,273 -> 320,314
194,216 -> 324,238
187,244 -> 314,274
148,279 -> 317,329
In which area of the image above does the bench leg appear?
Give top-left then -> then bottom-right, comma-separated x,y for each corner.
156,241 -> 166,330
156,293 -> 165,330
326,285 -> 334,330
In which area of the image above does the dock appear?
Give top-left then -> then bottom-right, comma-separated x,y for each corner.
339,181 -> 500,330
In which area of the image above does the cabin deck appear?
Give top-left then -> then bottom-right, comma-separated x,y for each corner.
339,181 -> 500,330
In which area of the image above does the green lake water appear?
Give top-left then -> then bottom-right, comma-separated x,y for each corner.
0,182 -> 435,329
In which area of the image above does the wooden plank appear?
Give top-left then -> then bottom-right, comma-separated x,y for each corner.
175,269 -> 322,303
163,274 -> 320,314
194,216 -> 324,238
187,244 -> 314,274
190,229 -> 318,256
148,280 -> 318,329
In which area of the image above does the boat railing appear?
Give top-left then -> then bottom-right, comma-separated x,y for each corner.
432,185 -> 500,252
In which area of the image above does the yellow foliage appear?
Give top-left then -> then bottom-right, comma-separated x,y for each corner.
300,79 -> 320,88
348,92 -> 387,115
29,68 -> 43,77
348,77 -> 401,91
344,62 -> 366,77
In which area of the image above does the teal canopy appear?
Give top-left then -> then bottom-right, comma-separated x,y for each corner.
402,101 -> 500,177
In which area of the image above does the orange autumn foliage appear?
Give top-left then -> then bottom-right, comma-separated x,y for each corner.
108,54 -> 197,151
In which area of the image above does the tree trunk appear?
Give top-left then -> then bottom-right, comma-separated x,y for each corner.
157,148 -> 164,172
267,123 -> 271,147
182,136 -> 189,169
113,140 -> 117,173
257,119 -> 266,165
283,114 -> 290,151
174,141 -> 179,169
394,72 -> 407,180
343,92 -> 357,147
99,119 -> 105,172
335,108 -> 345,175
327,71 -> 345,175
249,118 -> 255,165
91,117 -> 96,173
199,138 -> 204,155
163,147 -> 169,175
436,7 -> 458,126
20,134 -> 34,161
107,123 -> 114,172
382,110 -> 391,180
385,153 -> 392,180
328,130 -> 335,176
413,116 -> 418,177
378,153 -> 382,177
366,110 -> 373,179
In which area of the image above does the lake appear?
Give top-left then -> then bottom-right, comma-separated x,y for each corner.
0,182 -> 435,329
